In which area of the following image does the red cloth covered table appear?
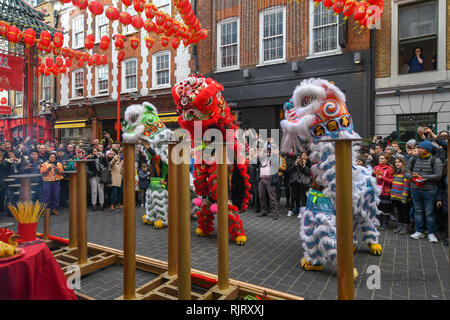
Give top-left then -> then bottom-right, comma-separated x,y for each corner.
0,242 -> 78,300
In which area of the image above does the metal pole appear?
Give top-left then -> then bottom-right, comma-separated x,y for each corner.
335,139 -> 354,300
69,173 -> 78,248
177,146 -> 191,300
77,162 -> 88,265
168,143 -> 178,277
123,143 -> 136,300
217,143 -> 229,291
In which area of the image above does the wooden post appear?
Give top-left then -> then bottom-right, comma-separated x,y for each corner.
447,138 -> 450,284
20,178 -> 31,202
168,143 -> 178,277
77,161 -> 88,265
116,65 -> 122,142
335,139 -> 354,300
69,173 -> 78,248
123,143 -> 136,300
217,143 -> 229,291
177,146 -> 191,300
43,209 -> 50,241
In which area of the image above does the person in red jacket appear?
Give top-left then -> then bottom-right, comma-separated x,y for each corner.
373,153 -> 394,230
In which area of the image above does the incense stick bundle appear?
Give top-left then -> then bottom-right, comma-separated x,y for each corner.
8,201 -> 47,223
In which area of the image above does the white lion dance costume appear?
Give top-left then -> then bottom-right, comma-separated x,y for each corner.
280,78 -> 383,273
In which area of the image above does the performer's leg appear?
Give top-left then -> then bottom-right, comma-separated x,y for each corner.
196,202 -> 215,237
228,204 -> 247,245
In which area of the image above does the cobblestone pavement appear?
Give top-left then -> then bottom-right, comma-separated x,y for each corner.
1,202 -> 449,300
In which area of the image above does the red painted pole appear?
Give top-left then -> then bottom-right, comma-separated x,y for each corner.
27,51 -> 33,139
117,65 -> 121,142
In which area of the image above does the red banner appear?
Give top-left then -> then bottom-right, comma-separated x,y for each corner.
0,54 -> 24,91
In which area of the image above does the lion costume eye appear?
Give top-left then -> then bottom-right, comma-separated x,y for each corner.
130,114 -> 138,124
302,96 -> 316,107
205,97 -> 213,107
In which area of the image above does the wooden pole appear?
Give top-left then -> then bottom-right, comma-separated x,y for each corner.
123,143 -> 136,300
77,162 -> 88,265
335,139 -> 354,300
447,138 -> 450,285
168,143 -> 178,277
116,65 -> 122,142
69,173 -> 78,248
27,50 -> 33,139
217,143 -> 229,291
20,178 -> 31,202
43,209 -> 50,241
177,146 -> 191,300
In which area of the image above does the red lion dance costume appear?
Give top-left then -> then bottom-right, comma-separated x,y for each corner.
172,75 -> 251,245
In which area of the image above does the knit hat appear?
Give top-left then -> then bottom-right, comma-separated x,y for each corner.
406,139 -> 417,147
418,140 -> 433,152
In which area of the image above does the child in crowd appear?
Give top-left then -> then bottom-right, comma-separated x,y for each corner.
373,153 -> 394,230
138,163 -> 150,208
390,157 -> 411,234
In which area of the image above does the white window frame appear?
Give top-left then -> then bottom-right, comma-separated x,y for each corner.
216,17 -> 240,72
152,51 -> 171,90
123,6 -> 138,35
154,0 -> 171,15
308,0 -> 341,58
42,75 -> 51,101
95,66 -> 109,96
258,6 -> 286,66
122,58 -> 138,93
72,15 -> 84,50
72,68 -> 84,99
95,10 -> 109,43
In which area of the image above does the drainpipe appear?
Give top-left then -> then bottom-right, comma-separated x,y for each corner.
192,0 -> 199,73
53,10 -> 60,105
369,29 -> 376,137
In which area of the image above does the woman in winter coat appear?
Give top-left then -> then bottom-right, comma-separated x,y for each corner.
373,153 -> 394,230
107,150 -> 123,210
86,147 -> 108,211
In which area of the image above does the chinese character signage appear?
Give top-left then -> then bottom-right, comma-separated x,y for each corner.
0,54 -> 24,91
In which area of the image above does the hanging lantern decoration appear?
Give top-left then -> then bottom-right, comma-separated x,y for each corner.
313,0 -> 323,7
44,67 -> 51,76
59,0 -> 72,3
38,64 -> 46,74
73,0 -> 88,10
55,57 -> 64,67
23,28 -> 36,48
94,54 -> 102,66
143,20 -> 156,33
144,3 -> 158,19
119,12 -> 132,26
85,34 -> 95,50
99,35 -> 110,51
87,56 -> 95,67
133,0 -> 145,14
82,52 -> 90,62
53,46 -> 62,56
75,51 -> 82,61
155,12 -> 166,26
130,36 -> 140,50
367,0 -> 380,4
171,21 -> 180,34
343,0 -> 357,20
113,34 -> 125,49
65,57 -> 73,67
100,55 -> 107,65
77,60 -> 84,67
105,7 -> 120,21
36,40 -> 45,52
62,47 -> 70,57
121,0 -> 132,9
53,31 -> 64,48
144,36 -> 154,49
0,21 -> 9,37
44,43 -> 53,54
155,26 -> 165,34
322,0 -> 334,9
88,1 -> 104,17
171,37 -> 180,50
164,17 -> 173,30
45,57 -> 54,68
6,26 -> 20,43
332,0 -> 345,15
117,49 -> 125,63
59,65 -> 67,74
353,1 -> 368,22
160,36 -> 170,48
39,30 -> 52,47
131,15 -> 144,29
198,29 -> 208,40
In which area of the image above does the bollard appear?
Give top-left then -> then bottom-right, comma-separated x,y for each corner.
335,139 -> 355,300
217,143 -> 229,291
168,143 -> 179,277
123,143 -> 136,300
177,146 -> 191,300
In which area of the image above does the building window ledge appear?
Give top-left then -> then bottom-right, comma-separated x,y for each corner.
150,85 -> 171,91
256,59 -> 286,68
214,66 -> 240,74
306,50 -> 343,60
70,97 -> 85,101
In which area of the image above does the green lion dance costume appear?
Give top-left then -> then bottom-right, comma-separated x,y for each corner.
122,102 -> 172,229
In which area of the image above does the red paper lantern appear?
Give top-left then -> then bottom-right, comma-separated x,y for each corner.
155,26 -> 165,34
322,0 -> 334,8
343,0 -> 357,19
122,0 -> 132,7
313,0 -> 323,6
75,51 -> 82,61
59,65 -> 67,74
6,26 -> 20,43
133,0 -> 145,13
100,55 -> 107,65
44,44 -> 53,54
105,7 -> 120,21
144,36 -> 154,49
367,0 -> 381,4
53,47 -> 62,56
36,40 -> 45,52
164,17 -> 173,30
85,34 -> 95,50
119,12 -> 132,26
171,37 -> 180,50
353,1 -> 368,21
130,36 -> 139,49
44,67 -> 51,76
89,1 -> 104,16
59,0 -> 72,3
1,97 -> 7,105
53,31 -> 64,48
82,52 -> 90,62
155,12 -> 166,26
99,35 -> 110,51
144,20 -> 156,33
45,57 -> 54,68
77,60 -> 84,67
144,3 -> 158,19
62,47 -> 70,57
40,30 -> 52,47
117,49 -> 125,63
23,28 -> 36,48
38,64 -> 46,74
0,21 -> 9,37
333,0 -> 345,15
198,29 -> 208,40
160,36 -> 170,48
65,58 -> 73,68
87,56 -> 94,67
94,54 -> 102,66
113,34 -> 125,49
73,0 -> 88,10
56,57 -> 64,67
131,15 -> 144,29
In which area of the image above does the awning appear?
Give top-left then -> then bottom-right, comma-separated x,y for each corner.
159,112 -> 178,123
54,119 -> 88,129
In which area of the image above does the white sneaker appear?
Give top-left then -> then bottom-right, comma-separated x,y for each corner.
427,233 -> 439,243
287,211 -> 293,217
297,212 -> 302,218
410,232 -> 425,240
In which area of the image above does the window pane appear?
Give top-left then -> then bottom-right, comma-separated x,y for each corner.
399,1 -> 436,40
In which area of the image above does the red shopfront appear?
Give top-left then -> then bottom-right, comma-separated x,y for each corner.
0,117 -> 53,144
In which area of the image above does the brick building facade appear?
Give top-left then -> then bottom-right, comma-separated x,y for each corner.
374,0 -> 450,142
